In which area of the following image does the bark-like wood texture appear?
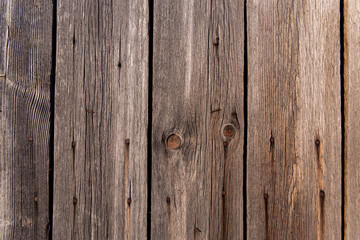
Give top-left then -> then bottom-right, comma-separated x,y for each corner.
0,0 -> 53,239
53,0 -> 148,239
247,1 -> 341,239
151,0 -> 245,239
344,1 -> 360,239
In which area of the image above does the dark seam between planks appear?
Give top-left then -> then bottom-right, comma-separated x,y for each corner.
49,0 -> 57,239
340,0 -> 345,239
243,0 -> 248,239
147,0 -> 154,239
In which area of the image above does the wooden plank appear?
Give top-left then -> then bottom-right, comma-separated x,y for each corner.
0,0 -> 53,239
247,1 -> 341,239
152,0 -> 244,239
344,1 -> 360,239
53,0 -> 148,239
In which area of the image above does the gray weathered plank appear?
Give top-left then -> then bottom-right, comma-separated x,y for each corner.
247,1 -> 341,239
344,1 -> 360,239
0,0 -> 53,239
152,0 -> 244,239
53,0 -> 149,239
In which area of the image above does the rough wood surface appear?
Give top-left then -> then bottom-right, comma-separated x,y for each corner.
247,1 -> 341,239
53,0 -> 148,239
344,1 -> 360,239
152,0 -> 244,239
0,0 -> 53,239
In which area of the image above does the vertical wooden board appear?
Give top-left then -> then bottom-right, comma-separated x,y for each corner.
247,1 -> 341,239
0,0 -> 8,75
152,0 -> 244,239
0,0 -> 53,239
344,1 -> 360,239
53,0 -> 148,239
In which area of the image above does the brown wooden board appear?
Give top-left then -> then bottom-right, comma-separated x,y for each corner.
151,0 -> 245,239
246,1 -> 341,239
53,0 -> 149,239
0,0 -> 53,239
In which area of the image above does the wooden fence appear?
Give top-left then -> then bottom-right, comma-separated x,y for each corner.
0,0 -> 358,239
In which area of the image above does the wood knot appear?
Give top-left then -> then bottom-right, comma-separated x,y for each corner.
223,124 -> 236,140
213,37 -> 219,46
167,134 -> 182,149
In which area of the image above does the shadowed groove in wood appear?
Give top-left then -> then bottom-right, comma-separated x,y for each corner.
339,0 -> 345,239
49,0 -> 57,238
147,0 -> 154,239
243,0 -> 248,238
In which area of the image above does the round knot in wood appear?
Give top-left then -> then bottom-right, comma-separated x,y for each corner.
167,134 -> 182,149
223,124 -> 236,140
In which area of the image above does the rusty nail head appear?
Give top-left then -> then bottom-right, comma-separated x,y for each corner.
223,141 -> 228,147
264,193 -> 269,199
29,136 -> 33,141
127,198 -> 132,205
315,139 -> 320,145
166,196 -> 170,203
320,190 -> 325,198
72,141 -> 76,148
231,112 -> 237,116
73,198 -> 78,204
125,139 -> 130,144
270,137 -> 274,144
34,196 -> 38,202
222,191 -> 226,196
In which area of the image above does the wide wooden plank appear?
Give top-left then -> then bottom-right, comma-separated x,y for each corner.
0,0 -> 53,239
344,1 -> 360,239
152,0 -> 244,239
247,1 -> 341,239
53,0 -> 148,239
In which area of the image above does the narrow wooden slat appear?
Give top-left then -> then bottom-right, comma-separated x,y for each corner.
247,1 -> 341,239
0,0 -> 53,239
152,0 -> 244,239
344,1 -> 360,239
53,0 -> 148,239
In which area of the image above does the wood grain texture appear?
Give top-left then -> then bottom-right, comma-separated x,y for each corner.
344,1 -> 360,239
0,0 -> 53,239
247,1 -> 341,239
53,0 -> 148,239
152,0 -> 244,239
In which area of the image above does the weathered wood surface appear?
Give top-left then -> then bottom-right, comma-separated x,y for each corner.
344,1 -> 360,239
0,0 -> 53,239
152,0 -> 245,239
247,1 -> 341,239
53,0 -> 148,239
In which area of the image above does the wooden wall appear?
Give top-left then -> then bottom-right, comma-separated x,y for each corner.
0,0 -> 358,239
